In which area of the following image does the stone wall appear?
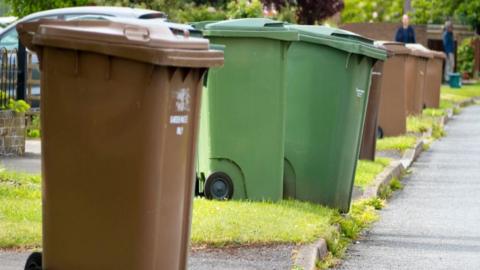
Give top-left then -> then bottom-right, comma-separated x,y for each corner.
0,110 -> 26,156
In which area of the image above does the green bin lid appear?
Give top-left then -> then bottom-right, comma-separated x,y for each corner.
203,18 -> 299,41
191,20 -> 219,31
286,24 -> 387,60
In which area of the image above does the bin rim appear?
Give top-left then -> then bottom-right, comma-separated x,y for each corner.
287,26 -> 387,60
202,18 -> 299,41
375,41 -> 412,55
373,43 -> 394,57
405,43 -> 434,59
190,20 -> 219,31
430,50 -> 446,59
17,18 -> 224,68
286,24 -> 375,44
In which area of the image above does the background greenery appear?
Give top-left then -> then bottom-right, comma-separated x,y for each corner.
4,0 -> 480,31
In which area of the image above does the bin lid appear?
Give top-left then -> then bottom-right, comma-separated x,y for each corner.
202,18 -> 299,41
17,18 -> 224,68
430,50 -> 446,59
405,43 -> 434,59
285,24 -> 387,60
374,41 -> 411,55
374,43 -> 394,58
191,20 -> 219,31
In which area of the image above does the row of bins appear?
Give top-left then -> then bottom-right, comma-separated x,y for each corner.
17,17 -> 446,270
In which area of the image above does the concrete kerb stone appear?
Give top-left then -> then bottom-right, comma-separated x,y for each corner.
360,160 -> 404,200
293,239 -> 328,270
294,97 -> 476,270
400,140 -> 424,169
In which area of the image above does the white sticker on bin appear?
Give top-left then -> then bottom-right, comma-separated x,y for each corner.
175,88 -> 191,112
176,126 -> 184,135
170,115 -> 188,124
356,88 -> 365,98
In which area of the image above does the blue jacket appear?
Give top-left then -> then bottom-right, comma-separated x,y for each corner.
443,31 -> 454,54
395,26 -> 416,43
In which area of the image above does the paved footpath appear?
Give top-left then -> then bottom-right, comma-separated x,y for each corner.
338,105 -> 480,270
0,140 -> 41,174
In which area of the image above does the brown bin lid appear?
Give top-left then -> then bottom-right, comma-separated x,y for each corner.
17,18 -> 223,68
430,50 -> 446,59
405,43 -> 434,59
375,41 -> 411,55
373,43 -> 394,57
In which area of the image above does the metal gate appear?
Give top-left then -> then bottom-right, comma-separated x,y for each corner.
0,43 -> 29,110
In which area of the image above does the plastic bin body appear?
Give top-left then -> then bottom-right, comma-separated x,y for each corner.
359,60 -> 385,160
405,44 -> 433,115
18,19 -> 223,270
424,51 -> 446,108
377,42 -> 411,137
197,19 -> 297,201
283,25 -> 386,212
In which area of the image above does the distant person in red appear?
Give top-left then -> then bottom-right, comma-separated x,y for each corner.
395,14 -> 416,43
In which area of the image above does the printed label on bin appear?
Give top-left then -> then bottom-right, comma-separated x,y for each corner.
170,115 -> 188,136
355,88 -> 365,98
170,88 -> 192,136
175,88 -> 191,112
170,115 -> 189,124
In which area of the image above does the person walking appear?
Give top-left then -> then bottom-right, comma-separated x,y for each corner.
395,14 -> 416,43
443,21 -> 455,82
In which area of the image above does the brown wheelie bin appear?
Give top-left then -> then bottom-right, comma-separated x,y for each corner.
424,50 -> 446,108
359,45 -> 393,160
17,19 -> 223,270
405,44 -> 433,115
377,42 -> 412,137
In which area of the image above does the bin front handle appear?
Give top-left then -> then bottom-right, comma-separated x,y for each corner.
123,26 -> 151,42
17,21 -> 42,53
345,52 -> 352,69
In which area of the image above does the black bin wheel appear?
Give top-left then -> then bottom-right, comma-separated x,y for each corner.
377,126 -> 384,139
205,172 -> 234,200
24,252 -> 42,270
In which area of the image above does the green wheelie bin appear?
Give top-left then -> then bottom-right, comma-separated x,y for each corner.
196,19 -> 298,201
283,25 -> 387,212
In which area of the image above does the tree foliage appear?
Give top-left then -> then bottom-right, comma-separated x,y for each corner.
408,0 -> 480,29
409,0 -> 462,24
176,3 -> 227,23
457,37 -> 475,76
263,0 -> 344,24
455,0 -> 480,29
6,0 -> 92,17
341,0 -> 403,23
227,0 -> 263,19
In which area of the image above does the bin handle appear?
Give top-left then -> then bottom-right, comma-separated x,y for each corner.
17,21 -> 41,52
123,26 -> 150,42
345,53 -> 352,69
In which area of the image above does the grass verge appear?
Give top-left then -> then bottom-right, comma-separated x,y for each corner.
442,83 -> 480,98
0,169 -> 345,249
376,136 -> 417,153
191,199 -> 337,246
407,115 -> 445,139
316,197 -> 384,269
0,170 -> 41,249
354,158 -> 391,189
317,176 -> 405,269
